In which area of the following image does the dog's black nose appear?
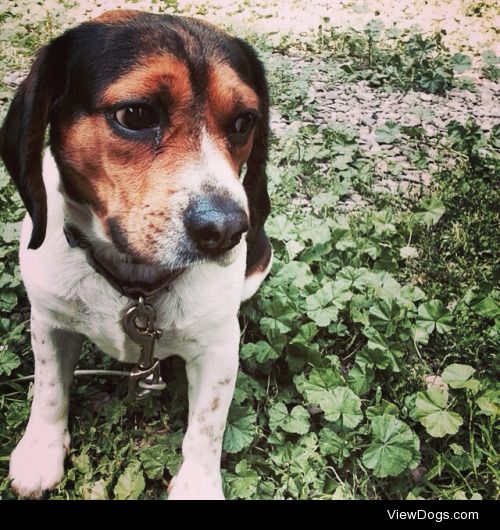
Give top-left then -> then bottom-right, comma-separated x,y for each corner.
185,195 -> 249,254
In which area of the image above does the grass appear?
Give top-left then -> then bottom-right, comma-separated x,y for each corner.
0,0 -> 498,500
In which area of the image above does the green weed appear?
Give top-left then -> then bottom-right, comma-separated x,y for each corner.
312,19 -> 473,94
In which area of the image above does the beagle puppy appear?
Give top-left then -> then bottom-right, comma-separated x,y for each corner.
0,10 -> 272,499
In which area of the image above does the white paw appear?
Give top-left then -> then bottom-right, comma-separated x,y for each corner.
9,426 -> 69,498
168,461 -> 224,500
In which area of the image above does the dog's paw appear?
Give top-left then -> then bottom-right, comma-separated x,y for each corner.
9,427 -> 69,498
168,461 -> 224,500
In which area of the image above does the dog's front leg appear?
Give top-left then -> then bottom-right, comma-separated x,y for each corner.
9,310 -> 82,498
168,319 -> 240,500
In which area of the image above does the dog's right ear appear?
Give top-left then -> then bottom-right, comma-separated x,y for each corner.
0,40 -> 67,249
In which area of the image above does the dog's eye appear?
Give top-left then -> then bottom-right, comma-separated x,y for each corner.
114,105 -> 159,130
228,113 -> 256,145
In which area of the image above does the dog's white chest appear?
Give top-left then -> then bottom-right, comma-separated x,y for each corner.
20,218 -> 246,364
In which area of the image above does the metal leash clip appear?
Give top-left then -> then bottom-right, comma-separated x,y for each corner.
123,296 -> 166,399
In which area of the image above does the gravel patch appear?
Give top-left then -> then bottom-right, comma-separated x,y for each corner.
269,54 -> 499,204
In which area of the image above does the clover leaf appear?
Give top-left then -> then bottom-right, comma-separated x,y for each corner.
412,387 -> 463,438
114,462 -> 145,500
417,300 -> 453,333
223,405 -> 257,453
375,121 -> 401,144
268,403 -> 310,434
441,363 -> 477,390
223,460 -> 259,499
294,366 -> 343,405
318,386 -> 362,429
362,414 -> 420,477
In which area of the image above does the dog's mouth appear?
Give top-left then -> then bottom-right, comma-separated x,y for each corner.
65,212 -> 245,296
93,246 -> 242,298
88,244 -> 187,298
121,238 -> 242,269
64,224 -> 184,294
88,236 -> 243,296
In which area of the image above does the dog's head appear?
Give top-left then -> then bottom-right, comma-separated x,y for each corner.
0,10 -> 270,270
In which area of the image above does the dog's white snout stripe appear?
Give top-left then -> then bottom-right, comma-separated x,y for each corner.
199,128 -> 249,215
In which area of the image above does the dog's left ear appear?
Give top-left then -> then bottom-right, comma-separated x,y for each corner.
0,37 -> 67,249
236,40 -> 271,266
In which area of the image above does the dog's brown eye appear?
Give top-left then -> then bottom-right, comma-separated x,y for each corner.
228,113 -> 256,145
114,105 -> 159,130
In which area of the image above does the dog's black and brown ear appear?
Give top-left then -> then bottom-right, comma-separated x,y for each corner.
0,38 -> 67,249
236,39 -> 272,274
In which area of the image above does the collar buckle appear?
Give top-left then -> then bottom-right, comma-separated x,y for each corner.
123,296 -> 166,399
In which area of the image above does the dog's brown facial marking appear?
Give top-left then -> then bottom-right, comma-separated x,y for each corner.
207,62 -> 260,119
101,54 -> 193,110
205,61 -> 259,174
93,9 -> 142,24
58,111 -> 195,260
